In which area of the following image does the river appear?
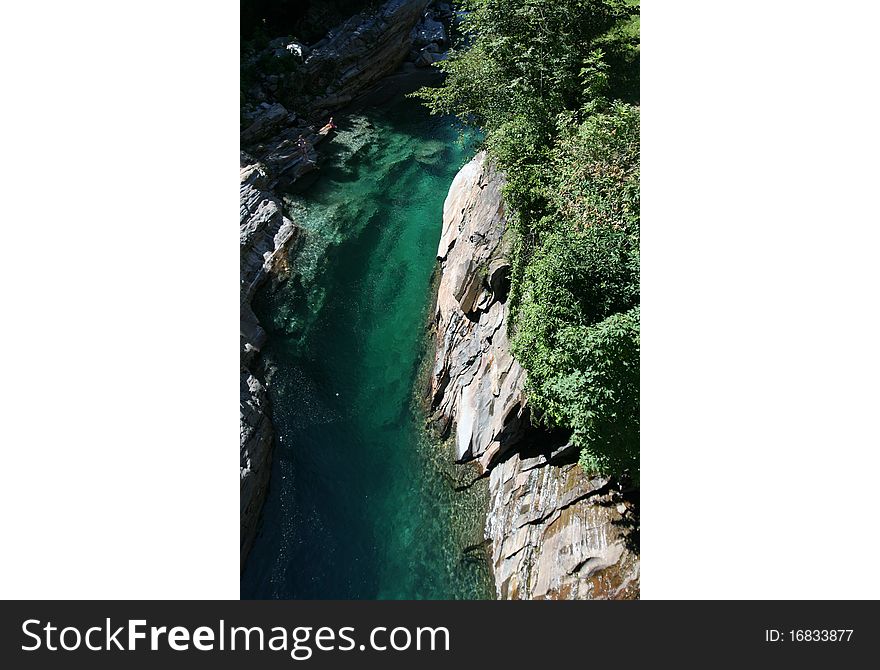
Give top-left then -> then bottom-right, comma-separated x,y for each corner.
240,94 -> 493,599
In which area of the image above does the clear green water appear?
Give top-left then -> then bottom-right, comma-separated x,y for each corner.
241,96 -> 493,599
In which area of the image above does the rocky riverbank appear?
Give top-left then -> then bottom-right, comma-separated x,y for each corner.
429,153 -> 640,599
239,162 -> 298,570
240,0 -> 445,570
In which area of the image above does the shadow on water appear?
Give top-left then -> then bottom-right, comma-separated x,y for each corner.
241,95 -> 493,599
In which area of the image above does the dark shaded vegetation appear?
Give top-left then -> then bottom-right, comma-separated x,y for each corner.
416,0 -> 639,479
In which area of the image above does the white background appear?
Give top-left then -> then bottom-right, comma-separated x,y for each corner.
1,1 -> 878,599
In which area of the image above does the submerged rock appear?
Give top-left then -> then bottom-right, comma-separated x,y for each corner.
430,153 -> 640,599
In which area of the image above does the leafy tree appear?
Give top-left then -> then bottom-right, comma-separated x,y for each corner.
419,0 -> 634,131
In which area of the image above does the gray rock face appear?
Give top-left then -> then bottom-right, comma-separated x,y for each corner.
241,1 -> 429,191
239,160 -> 299,571
237,159 -> 314,569
431,152 -> 526,468
430,153 -> 640,599
305,0 -> 432,111
487,456 -> 639,600
240,103 -> 294,145
240,370 -> 273,571
243,0 -> 427,121
240,161 -> 298,303
240,101 -> 324,193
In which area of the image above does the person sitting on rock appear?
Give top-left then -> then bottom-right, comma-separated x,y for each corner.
319,117 -> 337,135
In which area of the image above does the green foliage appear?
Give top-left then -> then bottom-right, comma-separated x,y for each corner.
416,0 -> 640,479
572,308 -> 639,477
512,103 -> 639,479
418,0 -> 633,128
549,102 -> 639,236
517,304 -> 639,477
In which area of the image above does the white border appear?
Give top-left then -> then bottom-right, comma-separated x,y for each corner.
2,0 -> 879,600
641,0 -> 880,598
0,1 -> 239,598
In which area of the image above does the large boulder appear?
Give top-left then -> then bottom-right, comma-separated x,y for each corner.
432,152 -> 524,466
430,153 -> 640,599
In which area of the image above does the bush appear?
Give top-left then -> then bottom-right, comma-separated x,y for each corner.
511,103 -> 639,479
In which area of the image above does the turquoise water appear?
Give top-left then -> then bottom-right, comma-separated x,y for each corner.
241,96 -> 493,599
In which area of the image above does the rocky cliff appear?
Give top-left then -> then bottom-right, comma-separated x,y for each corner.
430,153 -> 640,599
240,0 -> 440,571
239,161 -> 299,570
305,0 -> 432,111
